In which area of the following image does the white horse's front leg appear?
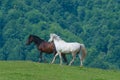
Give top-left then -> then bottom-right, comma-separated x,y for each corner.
58,52 -> 62,65
51,53 -> 59,64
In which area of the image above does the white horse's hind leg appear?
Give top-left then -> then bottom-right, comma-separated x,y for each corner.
78,53 -> 83,67
51,53 -> 59,64
69,53 -> 76,66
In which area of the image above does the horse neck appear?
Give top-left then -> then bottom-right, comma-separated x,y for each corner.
53,39 -> 64,45
33,37 -> 44,47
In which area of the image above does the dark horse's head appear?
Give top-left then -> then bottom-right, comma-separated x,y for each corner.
26,35 -> 44,45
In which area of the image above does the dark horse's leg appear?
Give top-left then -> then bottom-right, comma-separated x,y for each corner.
61,53 -> 68,65
39,52 -> 43,62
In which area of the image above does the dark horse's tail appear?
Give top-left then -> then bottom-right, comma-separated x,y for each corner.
80,44 -> 87,61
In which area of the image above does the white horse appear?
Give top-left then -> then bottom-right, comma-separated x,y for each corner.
48,33 -> 87,67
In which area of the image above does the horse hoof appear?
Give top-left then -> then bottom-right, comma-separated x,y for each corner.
51,62 -> 53,64
80,66 -> 83,68
66,63 -> 69,65
60,64 -> 62,66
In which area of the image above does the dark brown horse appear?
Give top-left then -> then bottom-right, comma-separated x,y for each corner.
26,35 -> 68,64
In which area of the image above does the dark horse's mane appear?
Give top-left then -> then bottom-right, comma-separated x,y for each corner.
30,35 -> 45,45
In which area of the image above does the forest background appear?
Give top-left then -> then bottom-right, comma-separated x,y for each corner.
0,0 -> 120,69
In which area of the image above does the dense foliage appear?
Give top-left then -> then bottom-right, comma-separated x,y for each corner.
0,0 -> 120,69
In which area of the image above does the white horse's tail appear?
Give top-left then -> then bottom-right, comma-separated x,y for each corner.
80,44 -> 87,61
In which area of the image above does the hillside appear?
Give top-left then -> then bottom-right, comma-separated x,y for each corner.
0,61 -> 120,80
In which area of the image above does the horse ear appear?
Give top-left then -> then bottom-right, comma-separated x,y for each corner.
50,33 -> 53,36
29,34 -> 33,38
29,34 -> 31,37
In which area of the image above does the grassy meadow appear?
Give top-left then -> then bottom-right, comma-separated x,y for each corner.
0,61 -> 120,80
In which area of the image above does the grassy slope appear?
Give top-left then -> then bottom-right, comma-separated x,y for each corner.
0,61 -> 120,80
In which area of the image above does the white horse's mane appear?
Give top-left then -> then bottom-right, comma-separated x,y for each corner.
50,33 -> 64,42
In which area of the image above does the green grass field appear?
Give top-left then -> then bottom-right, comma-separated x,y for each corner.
0,61 -> 120,80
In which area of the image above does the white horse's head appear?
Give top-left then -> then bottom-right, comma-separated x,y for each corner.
48,33 -> 61,42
